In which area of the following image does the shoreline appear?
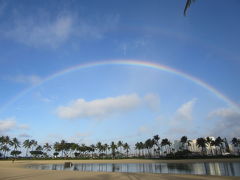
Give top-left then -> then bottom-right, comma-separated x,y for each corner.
0,158 -> 239,180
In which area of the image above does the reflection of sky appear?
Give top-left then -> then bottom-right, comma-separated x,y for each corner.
28,162 -> 240,176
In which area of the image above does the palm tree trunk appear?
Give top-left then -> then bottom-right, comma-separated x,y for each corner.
26,148 -> 28,157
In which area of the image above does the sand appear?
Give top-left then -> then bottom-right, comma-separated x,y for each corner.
0,159 -> 239,180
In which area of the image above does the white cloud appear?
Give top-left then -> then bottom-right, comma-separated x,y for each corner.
164,99 -> 197,138
6,16 -> 73,48
0,117 -> 30,134
0,118 -> 16,132
208,108 -> 240,137
209,108 -> 240,119
8,75 -> 43,85
3,9 -> 119,48
56,94 -> 142,120
175,98 -> 197,121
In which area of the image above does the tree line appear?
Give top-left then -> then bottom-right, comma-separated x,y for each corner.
0,135 -> 240,159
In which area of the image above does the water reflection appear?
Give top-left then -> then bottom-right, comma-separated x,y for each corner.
28,162 -> 240,176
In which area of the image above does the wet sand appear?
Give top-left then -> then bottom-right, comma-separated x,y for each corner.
0,159 -> 239,180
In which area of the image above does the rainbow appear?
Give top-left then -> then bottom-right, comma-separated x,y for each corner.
1,59 -> 239,113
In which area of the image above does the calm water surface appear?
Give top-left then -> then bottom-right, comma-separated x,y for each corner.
28,162 -> 240,176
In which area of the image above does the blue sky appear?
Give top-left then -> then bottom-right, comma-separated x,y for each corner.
0,0 -> 240,145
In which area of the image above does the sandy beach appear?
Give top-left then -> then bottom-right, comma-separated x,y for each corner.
0,159 -> 239,180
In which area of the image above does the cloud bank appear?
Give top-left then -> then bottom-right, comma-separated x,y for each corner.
56,93 -> 160,120
208,108 -> 240,137
0,117 -> 29,134
175,98 -> 197,121
166,98 -> 198,138
2,8 -> 119,48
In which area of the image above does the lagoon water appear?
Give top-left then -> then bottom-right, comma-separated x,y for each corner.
28,162 -> 240,176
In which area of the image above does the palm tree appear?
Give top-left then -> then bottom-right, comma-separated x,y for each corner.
214,137 -> 224,155
54,142 -> 61,156
63,142 -> 71,157
161,138 -> 171,155
90,144 -> 95,158
180,136 -> 188,150
145,138 -> 154,157
10,137 -> 21,151
70,143 -> 78,157
139,142 -> 145,157
31,145 -> 43,158
206,137 -> 214,156
117,141 -> 123,156
0,136 -> 11,157
36,145 -> 43,151
135,142 -> 141,157
103,143 -> 109,156
123,143 -> 130,157
59,140 -> 66,157
30,140 -> 37,151
0,136 -> 5,156
1,145 -> 10,158
187,140 -> 192,151
43,143 -> 52,157
23,139 -> 32,157
196,137 -> 207,155
232,137 -> 240,155
110,142 -> 117,159
96,142 -> 103,158
184,0 -> 196,16
153,135 -> 161,157
4,136 -> 11,145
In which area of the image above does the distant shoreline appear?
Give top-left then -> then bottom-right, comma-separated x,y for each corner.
1,155 -> 240,162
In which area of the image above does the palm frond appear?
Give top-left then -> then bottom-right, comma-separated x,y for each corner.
184,0 -> 196,16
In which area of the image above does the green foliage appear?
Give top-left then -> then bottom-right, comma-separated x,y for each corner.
10,150 -> 21,157
53,152 -> 59,157
30,150 -> 43,157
